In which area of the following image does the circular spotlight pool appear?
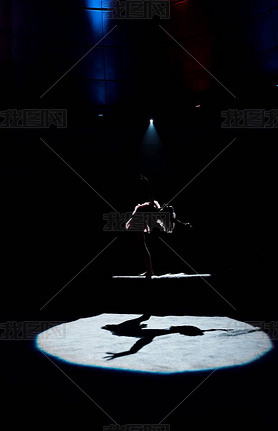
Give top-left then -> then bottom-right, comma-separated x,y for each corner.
36,314 -> 272,373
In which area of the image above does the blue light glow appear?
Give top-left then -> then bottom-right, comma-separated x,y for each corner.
84,1 -> 109,33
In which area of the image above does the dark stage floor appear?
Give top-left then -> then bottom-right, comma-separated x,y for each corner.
2,273 -> 277,430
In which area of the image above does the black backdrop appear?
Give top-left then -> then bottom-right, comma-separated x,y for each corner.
1,0 -> 278,429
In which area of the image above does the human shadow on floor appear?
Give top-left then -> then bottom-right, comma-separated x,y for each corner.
102,314 -> 231,360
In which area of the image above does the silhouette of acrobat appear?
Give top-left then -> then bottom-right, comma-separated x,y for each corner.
125,176 -> 192,278
102,314 -> 231,360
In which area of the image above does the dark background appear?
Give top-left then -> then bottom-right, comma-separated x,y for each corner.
1,0 -> 278,429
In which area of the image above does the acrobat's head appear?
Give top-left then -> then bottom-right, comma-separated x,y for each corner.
102,324 -> 114,331
101,324 -> 120,335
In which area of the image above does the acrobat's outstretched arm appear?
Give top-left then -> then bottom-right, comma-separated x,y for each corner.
104,336 -> 154,360
176,219 -> 193,228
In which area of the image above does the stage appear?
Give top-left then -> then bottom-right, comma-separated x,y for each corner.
2,1 -> 278,427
